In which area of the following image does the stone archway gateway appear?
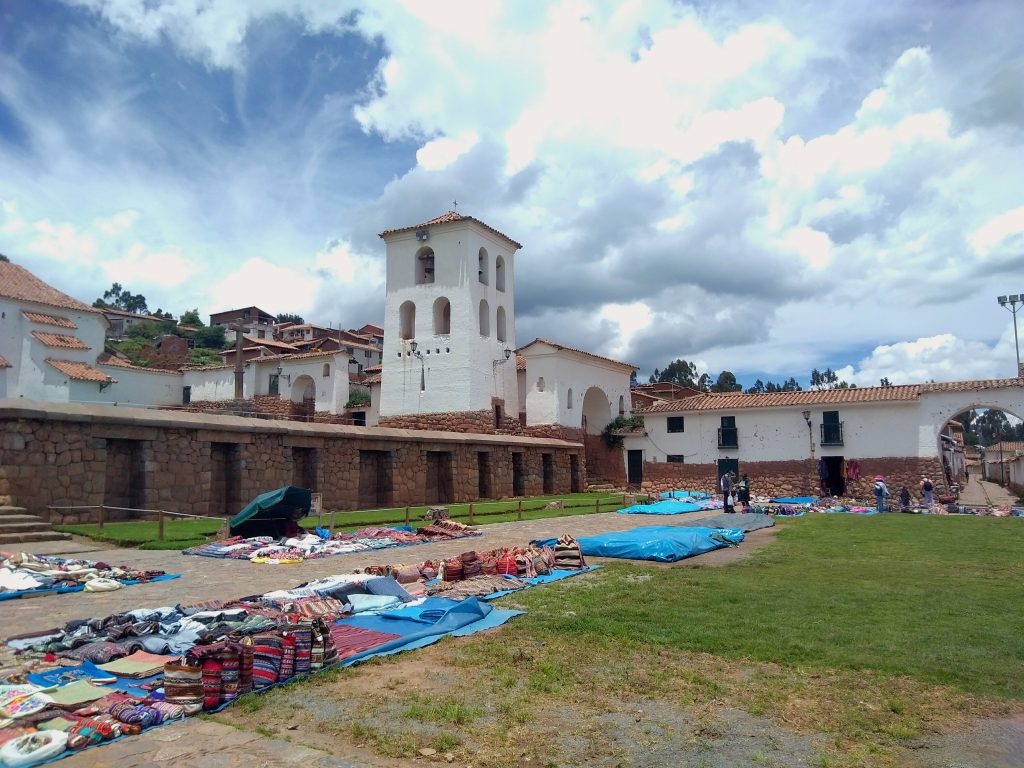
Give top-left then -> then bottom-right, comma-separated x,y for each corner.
290,375 -> 317,419
580,386 -> 612,435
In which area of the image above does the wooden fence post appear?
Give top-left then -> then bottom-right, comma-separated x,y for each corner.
98,505 -> 105,530
517,500 -> 523,521
468,503 -> 474,524
331,511 -> 336,532
596,497 -> 601,514
405,506 -> 410,526
158,510 -> 165,541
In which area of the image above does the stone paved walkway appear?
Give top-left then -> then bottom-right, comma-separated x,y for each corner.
958,475 -> 1019,507
3,507 -> 763,768
1,508 -> 734,638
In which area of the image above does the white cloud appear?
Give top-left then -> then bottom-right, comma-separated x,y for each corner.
598,301 -> 652,359
208,258 -> 321,316
104,243 -> 201,289
415,132 -> 480,171
970,205 -> 1024,257
28,219 -> 97,262
314,239 -> 384,286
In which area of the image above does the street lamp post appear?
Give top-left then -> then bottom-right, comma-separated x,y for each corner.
997,294 -> 1023,374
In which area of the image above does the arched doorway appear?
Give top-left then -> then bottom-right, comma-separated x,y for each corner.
580,386 -> 611,435
291,375 -> 317,420
941,405 -> 1024,496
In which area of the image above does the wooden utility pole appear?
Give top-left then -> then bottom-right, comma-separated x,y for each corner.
229,321 -> 248,400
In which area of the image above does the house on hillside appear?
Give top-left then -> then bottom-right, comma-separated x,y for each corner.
623,375 -> 1024,500
101,308 -> 167,340
210,306 -> 276,341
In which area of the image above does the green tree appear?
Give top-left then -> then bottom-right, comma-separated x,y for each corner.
746,377 -> 803,394
194,325 -> 227,350
93,282 -> 149,314
179,309 -> 204,327
0,253 -> 9,262
974,409 -> 1018,446
710,370 -> 743,393
810,367 -> 854,390
648,359 -> 709,390
276,312 -> 304,324
880,377 -> 892,386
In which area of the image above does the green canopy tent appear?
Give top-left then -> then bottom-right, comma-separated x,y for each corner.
229,486 -> 312,538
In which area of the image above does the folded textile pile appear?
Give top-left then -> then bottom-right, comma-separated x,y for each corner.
0,552 -> 173,599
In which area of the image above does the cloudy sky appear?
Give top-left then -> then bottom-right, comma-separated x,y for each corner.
2,0 -> 1023,387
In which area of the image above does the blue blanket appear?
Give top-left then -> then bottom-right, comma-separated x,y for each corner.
337,597 -> 522,665
769,496 -> 817,505
618,500 -> 704,515
659,491 -> 712,500
534,526 -> 744,562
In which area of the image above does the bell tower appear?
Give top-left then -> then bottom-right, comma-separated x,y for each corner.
378,212 -> 520,424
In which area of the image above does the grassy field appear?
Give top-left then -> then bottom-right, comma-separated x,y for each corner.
215,513 -> 1024,768
53,491 -> 635,549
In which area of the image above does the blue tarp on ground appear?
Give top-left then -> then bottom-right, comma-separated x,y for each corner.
337,597 -> 522,665
0,573 -> 181,602
659,491 -> 713,500
769,496 -> 818,505
617,499 -> 704,515
533,526 -> 744,562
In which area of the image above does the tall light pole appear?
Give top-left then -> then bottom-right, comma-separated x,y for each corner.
997,294 -> 1023,374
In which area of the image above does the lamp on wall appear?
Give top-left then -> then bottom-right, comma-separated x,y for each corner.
492,347 -> 513,367
802,410 -> 811,425
99,376 -> 113,392
275,365 -> 291,384
409,340 -> 424,360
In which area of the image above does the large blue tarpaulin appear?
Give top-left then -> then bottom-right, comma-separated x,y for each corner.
534,526 -> 744,562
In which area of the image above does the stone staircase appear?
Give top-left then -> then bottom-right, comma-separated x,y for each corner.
0,505 -> 72,546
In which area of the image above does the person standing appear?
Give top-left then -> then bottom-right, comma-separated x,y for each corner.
920,477 -> 935,508
899,486 -> 911,512
721,471 -> 733,513
737,474 -> 751,512
873,475 -> 890,513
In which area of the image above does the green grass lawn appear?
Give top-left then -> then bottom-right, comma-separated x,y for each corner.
53,492 -> 634,549
499,513 -> 1024,700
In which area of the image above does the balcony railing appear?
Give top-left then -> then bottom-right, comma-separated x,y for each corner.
717,427 -> 739,449
820,422 -> 844,446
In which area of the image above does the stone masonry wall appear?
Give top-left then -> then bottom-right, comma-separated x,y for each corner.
521,425 -> 627,488
0,409 -> 582,520
642,456 -> 947,503
378,410 -> 522,435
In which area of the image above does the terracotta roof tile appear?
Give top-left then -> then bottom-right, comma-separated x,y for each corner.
242,335 -> 299,351
363,372 -> 382,385
45,358 -> 114,383
0,261 -> 102,314
379,211 -> 523,249
0,354 -> 10,368
632,376 -> 1022,413
31,330 -> 91,350
984,441 -> 1024,454
22,311 -> 77,329
517,338 -> 638,371
516,354 -> 526,371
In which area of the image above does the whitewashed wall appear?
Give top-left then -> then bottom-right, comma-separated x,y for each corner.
380,222 -> 518,417
521,344 -> 632,433
252,353 -> 350,413
183,367 -> 241,401
90,366 -> 184,407
624,401 -> 925,463
0,298 -> 108,401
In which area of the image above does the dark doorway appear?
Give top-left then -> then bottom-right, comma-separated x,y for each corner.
822,455 -> 846,496
477,452 -> 492,499
210,443 -> 242,517
425,451 -> 454,504
292,447 -> 318,491
627,450 -> 644,486
717,458 -> 739,484
512,452 -> 525,496
358,450 -> 393,508
570,454 -> 582,493
104,439 -> 145,517
542,453 -> 554,494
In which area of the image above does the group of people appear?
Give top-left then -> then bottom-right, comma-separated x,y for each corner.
873,475 -> 936,513
719,471 -> 751,513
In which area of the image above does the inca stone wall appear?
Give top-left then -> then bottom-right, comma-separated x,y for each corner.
641,456 -> 948,501
0,403 -> 582,520
378,409 -> 522,435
